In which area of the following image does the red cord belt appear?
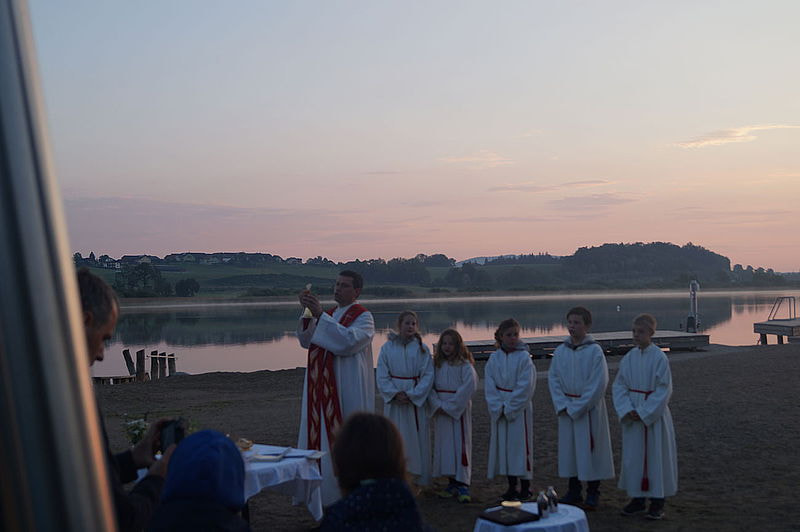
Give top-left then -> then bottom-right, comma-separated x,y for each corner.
391,374 -> 420,430
630,388 -> 654,491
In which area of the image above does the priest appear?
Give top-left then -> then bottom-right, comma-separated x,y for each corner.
296,270 -> 375,506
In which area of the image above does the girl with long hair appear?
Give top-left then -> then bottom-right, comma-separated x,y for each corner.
376,311 -> 435,486
429,329 -> 478,503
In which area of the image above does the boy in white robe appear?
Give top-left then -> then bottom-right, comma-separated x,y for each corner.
376,311 -> 435,486
613,314 -> 678,521
428,329 -> 478,502
297,271 -> 376,507
548,306 -> 615,510
484,319 -> 536,501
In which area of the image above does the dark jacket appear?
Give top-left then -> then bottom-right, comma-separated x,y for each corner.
147,430 -> 250,532
99,410 -> 164,532
321,478 -> 431,532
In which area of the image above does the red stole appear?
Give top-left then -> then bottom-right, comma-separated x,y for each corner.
305,304 -> 367,451
435,388 -> 469,467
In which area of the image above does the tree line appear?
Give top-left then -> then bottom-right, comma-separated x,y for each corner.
74,243 -> 794,297
110,263 -> 200,298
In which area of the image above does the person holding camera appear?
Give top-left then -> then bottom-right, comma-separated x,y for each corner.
148,430 -> 251,532
78,269 -> 176,531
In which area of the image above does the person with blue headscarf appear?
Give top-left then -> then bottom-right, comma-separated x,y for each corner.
148,430 -> 251,531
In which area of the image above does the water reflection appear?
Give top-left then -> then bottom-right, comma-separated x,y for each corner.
93,290 -> 798,376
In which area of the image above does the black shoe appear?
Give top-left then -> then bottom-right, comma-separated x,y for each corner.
559,491 -> 583,505
582,491 -> 600,511
500,488 -> 520,501
646,500 -> 665,520
517,489 -> 533,501
621,498 -> 646,516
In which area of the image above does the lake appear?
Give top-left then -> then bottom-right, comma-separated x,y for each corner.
92,289 -> 800,377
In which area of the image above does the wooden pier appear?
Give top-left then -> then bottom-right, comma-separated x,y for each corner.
465,330 -> 710,360
93,349 -> 178,385
753,318 -> 800,345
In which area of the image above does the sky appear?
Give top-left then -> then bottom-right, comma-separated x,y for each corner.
28,1 -> 800,271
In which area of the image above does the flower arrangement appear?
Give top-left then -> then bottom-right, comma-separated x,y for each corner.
123,413 -> 197,446
123,414 -> 149,445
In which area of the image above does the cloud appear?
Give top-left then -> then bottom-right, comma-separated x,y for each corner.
673,206 -> 793,225
439,149 -> 513,168
400,199 -> 443,208
64,196 -> 349,257
518,129 -> 544,138
547,193 -> 635,209
768,171 -> 800,179
452,215 -> 551,223
63,196 -> 441,260
675,124 -> 800,148
488,179 -> 612,193
488,182 -> 555,192
451,210 -> 612,223
363,170 -> 403,175
561,179 -> 611,188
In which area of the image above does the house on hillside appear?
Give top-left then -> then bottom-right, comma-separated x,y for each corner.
119,254 -> 160,265
165,252 -> 199,263
98,255 -> 120,269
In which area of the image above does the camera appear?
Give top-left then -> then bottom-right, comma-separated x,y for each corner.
160,418 -> 186,452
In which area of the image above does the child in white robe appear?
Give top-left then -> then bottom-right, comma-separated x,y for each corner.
377,310 -> 435,486
548,306 -> 615,510
484,318 -> 536,501
613,314 -> 678,521
428,329 -> 478,503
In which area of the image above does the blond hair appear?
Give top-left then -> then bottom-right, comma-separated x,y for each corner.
396,310 -> 424,351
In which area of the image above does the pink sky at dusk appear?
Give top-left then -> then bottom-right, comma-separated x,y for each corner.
30,1 -> 800,271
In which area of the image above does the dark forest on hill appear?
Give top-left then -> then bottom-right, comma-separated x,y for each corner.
74,242 -> 794,298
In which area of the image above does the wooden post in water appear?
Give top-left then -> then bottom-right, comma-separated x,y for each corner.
150,350 -> 159,379
136,350 -> 146,381
158,352 -> 167,379
122,349 -> 136,376
167,353 -> 176,376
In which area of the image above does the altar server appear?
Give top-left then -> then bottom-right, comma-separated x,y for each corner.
548,306 -> 615,510
428,329 -> 478,502
485,318 -> 536,501
296,271 -> 375,506
377,311 -> 435,486
613,314 -> 678,520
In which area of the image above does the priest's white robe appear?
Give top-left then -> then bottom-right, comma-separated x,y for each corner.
296,303 -> 375,506
376,333 -> 434,484
428,361 -> 478,485
484,344 -> 535,480
548,337 -> 615,481
612,343 -> 678,498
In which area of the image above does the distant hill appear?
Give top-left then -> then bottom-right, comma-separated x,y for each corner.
75,242 -> 794,298
457,255 -> 519,266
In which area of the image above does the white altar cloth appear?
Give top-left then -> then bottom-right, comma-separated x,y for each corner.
474,503 -> 589,532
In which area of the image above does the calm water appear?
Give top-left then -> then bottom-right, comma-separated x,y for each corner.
92,289 -> 799,377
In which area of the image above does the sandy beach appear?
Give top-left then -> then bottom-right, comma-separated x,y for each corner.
97,343 -> 800,532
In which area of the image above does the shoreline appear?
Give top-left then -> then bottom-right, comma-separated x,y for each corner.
119,287 -> 799,310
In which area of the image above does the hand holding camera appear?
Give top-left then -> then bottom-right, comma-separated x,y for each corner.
159,418 -> 186,453
131,417 -> 185,471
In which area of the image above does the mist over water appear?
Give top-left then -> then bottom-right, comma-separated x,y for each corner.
92,290 -> 799,376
